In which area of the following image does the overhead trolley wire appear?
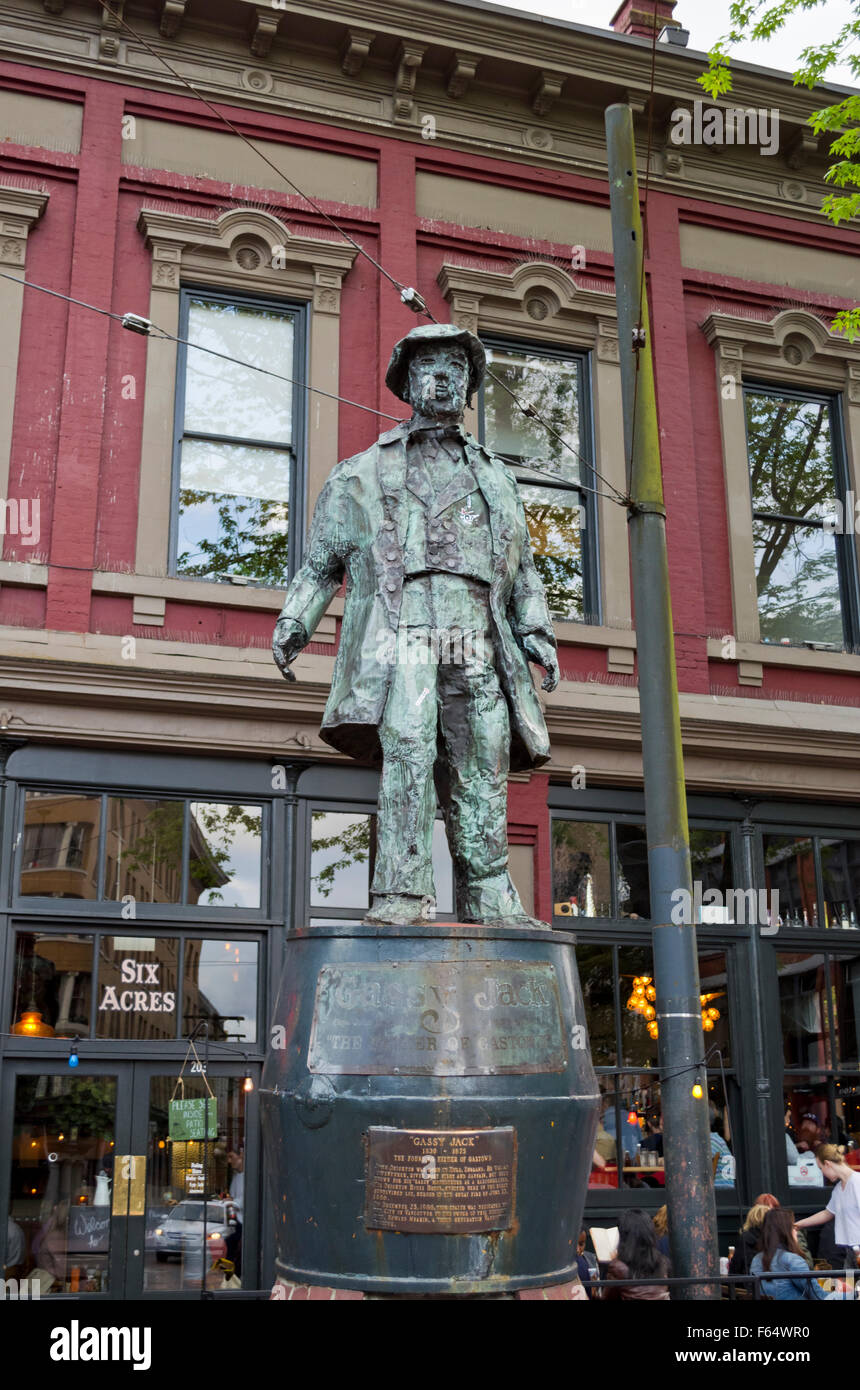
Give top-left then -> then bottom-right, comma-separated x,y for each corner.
0,269 -> 622,505
88,1 -> 629,508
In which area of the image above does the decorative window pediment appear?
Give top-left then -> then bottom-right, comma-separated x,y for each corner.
138,205 -> 358,312
702,306 -> 860,394
437,259 -> 618,360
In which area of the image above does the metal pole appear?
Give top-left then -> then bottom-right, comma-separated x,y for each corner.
203,1021 -> 210,1297
738,804 -> 774,1194
605,103 -> 719,1296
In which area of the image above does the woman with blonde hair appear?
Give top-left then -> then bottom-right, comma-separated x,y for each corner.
795,1143 -> 860,1269
729,1201 -> 773,1276
751,1209 -> 829,1300
652,1205 -> 670,1258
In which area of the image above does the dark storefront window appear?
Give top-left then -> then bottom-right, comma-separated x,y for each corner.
11,934 -> 93,1039
188,803 -> 262,908
309,810 -> 454,917
578,942 -> 734,1192
95,938 -> 181,1042
146,1075 -> 246,1294
553,821 -> 612,918
553,817 -> 735,924
7,1074 -> 117,1294
19,793 -> 101,899
9,932 -> 260,1045
779,945 -> 860,1187
763,831 -> 860,930
183,940 -> 259,1043
105,798 -> 184,904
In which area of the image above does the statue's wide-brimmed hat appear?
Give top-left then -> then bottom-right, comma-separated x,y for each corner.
385,323 -> 486,403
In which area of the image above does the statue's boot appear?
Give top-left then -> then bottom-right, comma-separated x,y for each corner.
459,873 -> 547,930
363,893 -> 436,926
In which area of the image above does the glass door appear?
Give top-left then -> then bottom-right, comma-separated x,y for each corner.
2,1060 -> 256,1299
2,1061 -> 131,1297
127,1064 -> 254,1299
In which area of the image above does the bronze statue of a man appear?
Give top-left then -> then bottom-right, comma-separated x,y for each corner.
273,324 -> 559,926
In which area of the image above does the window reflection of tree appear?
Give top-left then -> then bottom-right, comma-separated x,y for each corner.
484,348 -> 586,620
188,804 -> 261,905
745,392 -> 842,645
310,813 -> 372,901
177,296 -> 294,585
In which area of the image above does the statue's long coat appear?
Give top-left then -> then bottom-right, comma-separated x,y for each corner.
277,420 -> 557,772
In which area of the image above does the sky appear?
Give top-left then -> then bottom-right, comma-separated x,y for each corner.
484,0 -> 857,87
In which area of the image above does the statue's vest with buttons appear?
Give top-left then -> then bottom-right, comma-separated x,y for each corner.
277,419 -> 556,772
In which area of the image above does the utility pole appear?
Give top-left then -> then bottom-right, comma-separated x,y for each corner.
605,103 -> 719,1296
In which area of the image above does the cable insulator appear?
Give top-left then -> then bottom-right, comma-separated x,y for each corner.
400,287 -> 427,314
122,312 -> 153,336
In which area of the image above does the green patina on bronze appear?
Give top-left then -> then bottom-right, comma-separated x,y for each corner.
272,324 -> 560,927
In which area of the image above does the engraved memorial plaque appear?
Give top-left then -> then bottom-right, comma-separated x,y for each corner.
365,1127 -> 516,1234
308,960 -> 566,1076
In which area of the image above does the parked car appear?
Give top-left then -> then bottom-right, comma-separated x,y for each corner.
153,1200 -> 237,1262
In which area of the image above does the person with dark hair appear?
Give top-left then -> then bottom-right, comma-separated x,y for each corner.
750,1209 -> 828,1300
730,1194 -> 813,1276
709,1101 -> 735,1187
576,1230 -> 599,1298
605,1210 -> 670,1300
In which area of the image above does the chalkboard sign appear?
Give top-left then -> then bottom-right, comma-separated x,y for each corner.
169,1096 -> 217,1141
68,1205 -> 111,1253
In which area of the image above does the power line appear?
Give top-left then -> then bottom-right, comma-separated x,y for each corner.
0,269 -> 625,506
90,0 -> 629,508
0,270 -> 400,423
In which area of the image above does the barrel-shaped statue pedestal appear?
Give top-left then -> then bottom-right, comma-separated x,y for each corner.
260,922 -> 599,1296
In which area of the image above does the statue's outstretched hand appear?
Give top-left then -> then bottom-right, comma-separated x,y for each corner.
273,617 -> 308,682
523,634 -> 560,693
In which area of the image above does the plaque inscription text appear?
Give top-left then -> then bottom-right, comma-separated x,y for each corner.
365,1127 -> 516,1234
308,960 -> 566,1075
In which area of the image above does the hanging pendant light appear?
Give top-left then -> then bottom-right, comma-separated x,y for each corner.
12,1009 -> 55,1037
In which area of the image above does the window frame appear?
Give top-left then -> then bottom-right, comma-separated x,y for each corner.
742,379 -> 860,652
12,784 -> 270,923
5,925 -> 265,1047
477,335 -> 601,625
169,284 -> 309,586
298,798 -> 457,924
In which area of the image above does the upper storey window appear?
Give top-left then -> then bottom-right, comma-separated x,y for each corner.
743,385 -> 859,651
479,342 -> 598,623
172,289 -> 305,586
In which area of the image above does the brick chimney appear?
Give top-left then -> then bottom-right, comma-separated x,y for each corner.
610,1 -> 680,38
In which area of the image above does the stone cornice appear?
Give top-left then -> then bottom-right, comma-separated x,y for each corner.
12,0 -> 837,226
0,641 -> 858,796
